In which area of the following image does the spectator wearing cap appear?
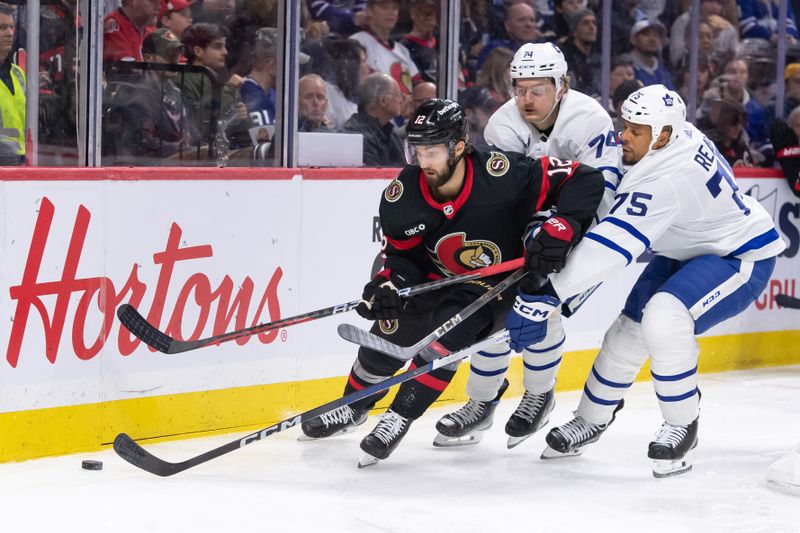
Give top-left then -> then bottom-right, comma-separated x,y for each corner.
628,19 -> 674,90
298,74 -> 335,132
350,0 -> 421,96
104,28 -> 200,163
737,0 -> 798,46
559,8 -> 600,98
342,72 -> 406,166
180,22 -> 251,148
400,0 -> 438,84
477,2 -> 540,70
103,0 -> 158,62
159,0 -> 193,39
610,0 -> 647,56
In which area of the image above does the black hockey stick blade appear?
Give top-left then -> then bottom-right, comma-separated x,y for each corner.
775,293 -> 800,309
116,258 -> 524,355
114,329 -> 511,477
338,268 -> 526,359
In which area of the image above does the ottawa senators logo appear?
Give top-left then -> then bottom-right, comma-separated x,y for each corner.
486,152 -> 510,177
429,232 -> 501,275
384,180 -> 403,202
378,320 -> 399,335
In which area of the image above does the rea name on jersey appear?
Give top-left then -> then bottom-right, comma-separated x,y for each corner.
379,149 -> 604,278
484,89 -> 622,212
550,123 -> 786,299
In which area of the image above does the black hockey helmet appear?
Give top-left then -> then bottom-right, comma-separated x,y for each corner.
405,98 -> 468,146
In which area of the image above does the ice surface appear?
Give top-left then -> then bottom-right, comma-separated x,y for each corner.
2,366 -> 799,533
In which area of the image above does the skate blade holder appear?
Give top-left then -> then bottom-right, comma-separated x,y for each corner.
540,445 -> 584,460
358,453 -> 381,469
296,426 -> 359,442
652,451 -> 694,478
432,431 -> 485,448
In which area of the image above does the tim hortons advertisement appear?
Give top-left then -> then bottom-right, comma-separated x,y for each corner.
0,173 -> 796,415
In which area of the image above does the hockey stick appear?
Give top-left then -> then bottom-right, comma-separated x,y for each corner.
775,293 -> 800,310
117,258 -> 523,354
113,328 -> 511,477
338,268 -> 526,359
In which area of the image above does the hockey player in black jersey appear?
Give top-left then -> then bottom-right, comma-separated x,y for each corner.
299,98 -> 604,467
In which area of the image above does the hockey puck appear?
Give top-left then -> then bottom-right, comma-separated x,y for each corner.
81,460 -> 103,471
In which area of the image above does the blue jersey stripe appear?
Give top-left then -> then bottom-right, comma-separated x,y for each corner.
655,388 -> 698,403
597,165 -> 623,180
583,384 -> 622,406
591,366 -> 633,388
584,233 -> 633,265
651,366 -> 697,382
604,181 -> 617,191
524,336 -> 565,353
477,349 -> 512,358
602,216 -> 651,248
523,356 -> 563,371
470,365 -> 508,377
727,228 -> 781,257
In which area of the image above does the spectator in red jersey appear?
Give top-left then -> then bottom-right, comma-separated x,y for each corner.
103,0 -> 159,62
158,0 -> 194,39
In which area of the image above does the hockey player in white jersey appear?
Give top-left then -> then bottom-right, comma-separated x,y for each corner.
435,42 -> 622,449
504,84 -> 785,477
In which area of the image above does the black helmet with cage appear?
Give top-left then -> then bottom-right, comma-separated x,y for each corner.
404,98 -> 470,169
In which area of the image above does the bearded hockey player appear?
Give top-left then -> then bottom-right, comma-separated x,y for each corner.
299,98 -> 605,467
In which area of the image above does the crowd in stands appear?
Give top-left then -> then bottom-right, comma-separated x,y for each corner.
7,0 -> 800,172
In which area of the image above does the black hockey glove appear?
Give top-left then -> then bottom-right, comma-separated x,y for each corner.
523,215 -> 578,275
356,271 -> 411,321
772,119 -> 800,198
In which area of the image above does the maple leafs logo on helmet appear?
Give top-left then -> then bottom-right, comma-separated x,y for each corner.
663,93 -> 674,107
621,84 -> 686,154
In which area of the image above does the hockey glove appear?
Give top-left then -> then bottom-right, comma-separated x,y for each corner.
356,270 -> 410,321
505,290 -> 560,353
772,119 -> 800,197
524,216 -> 578,275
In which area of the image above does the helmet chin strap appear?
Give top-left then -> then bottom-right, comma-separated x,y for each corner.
530,79 -> 564,130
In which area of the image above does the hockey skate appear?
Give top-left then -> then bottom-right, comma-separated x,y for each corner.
358,409 -> 412,468
299,405 -> 368,440
433,379 -> 510,447
505,388 -> 555,449
541,400 -> 624,459
648,417 -> 699,478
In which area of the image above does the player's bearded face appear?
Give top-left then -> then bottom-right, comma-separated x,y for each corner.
411,144 -> 451,186
620,120 -> 652,164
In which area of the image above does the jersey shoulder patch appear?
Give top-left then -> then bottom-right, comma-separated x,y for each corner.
384,179 -> 404,202
486,151 -> 510,177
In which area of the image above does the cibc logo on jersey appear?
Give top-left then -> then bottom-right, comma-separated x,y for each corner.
431,232 -> 501,275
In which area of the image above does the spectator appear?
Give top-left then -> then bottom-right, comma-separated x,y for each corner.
350,0 -> 420,95
400,0 -> 438,84
298,74 -> 334,132
461,0 -> 490,82
559,8 -> 601,97
723,56 -> 769,150
323,38 -> 370,130
103,0 -> 158,62
458,86 -> 496,147
610,0 -> 647,56
737,0 -> 798,45
342,72 -> 405,166
180,22 -> 250,148
104,28 -> 199,163
609,54 -> 636,100
0,2 -> 24,165
192,0 -> 236,25
477,2 -> 540,70
240,27 -> 279,127
628,19 -> 674,89
674,53 -> 713,116
475,46 -> 513,108
547,0 -> 587,41
771,105 -> 800,196
784,63 -> 800,119
159,0 -> 194,39
706,98 -> 753,166
305,0 -> 367,37
670,0 -> 735,67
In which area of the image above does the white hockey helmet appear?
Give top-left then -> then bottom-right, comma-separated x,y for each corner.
509,42 -> 569,93
620,84 -> 686,153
